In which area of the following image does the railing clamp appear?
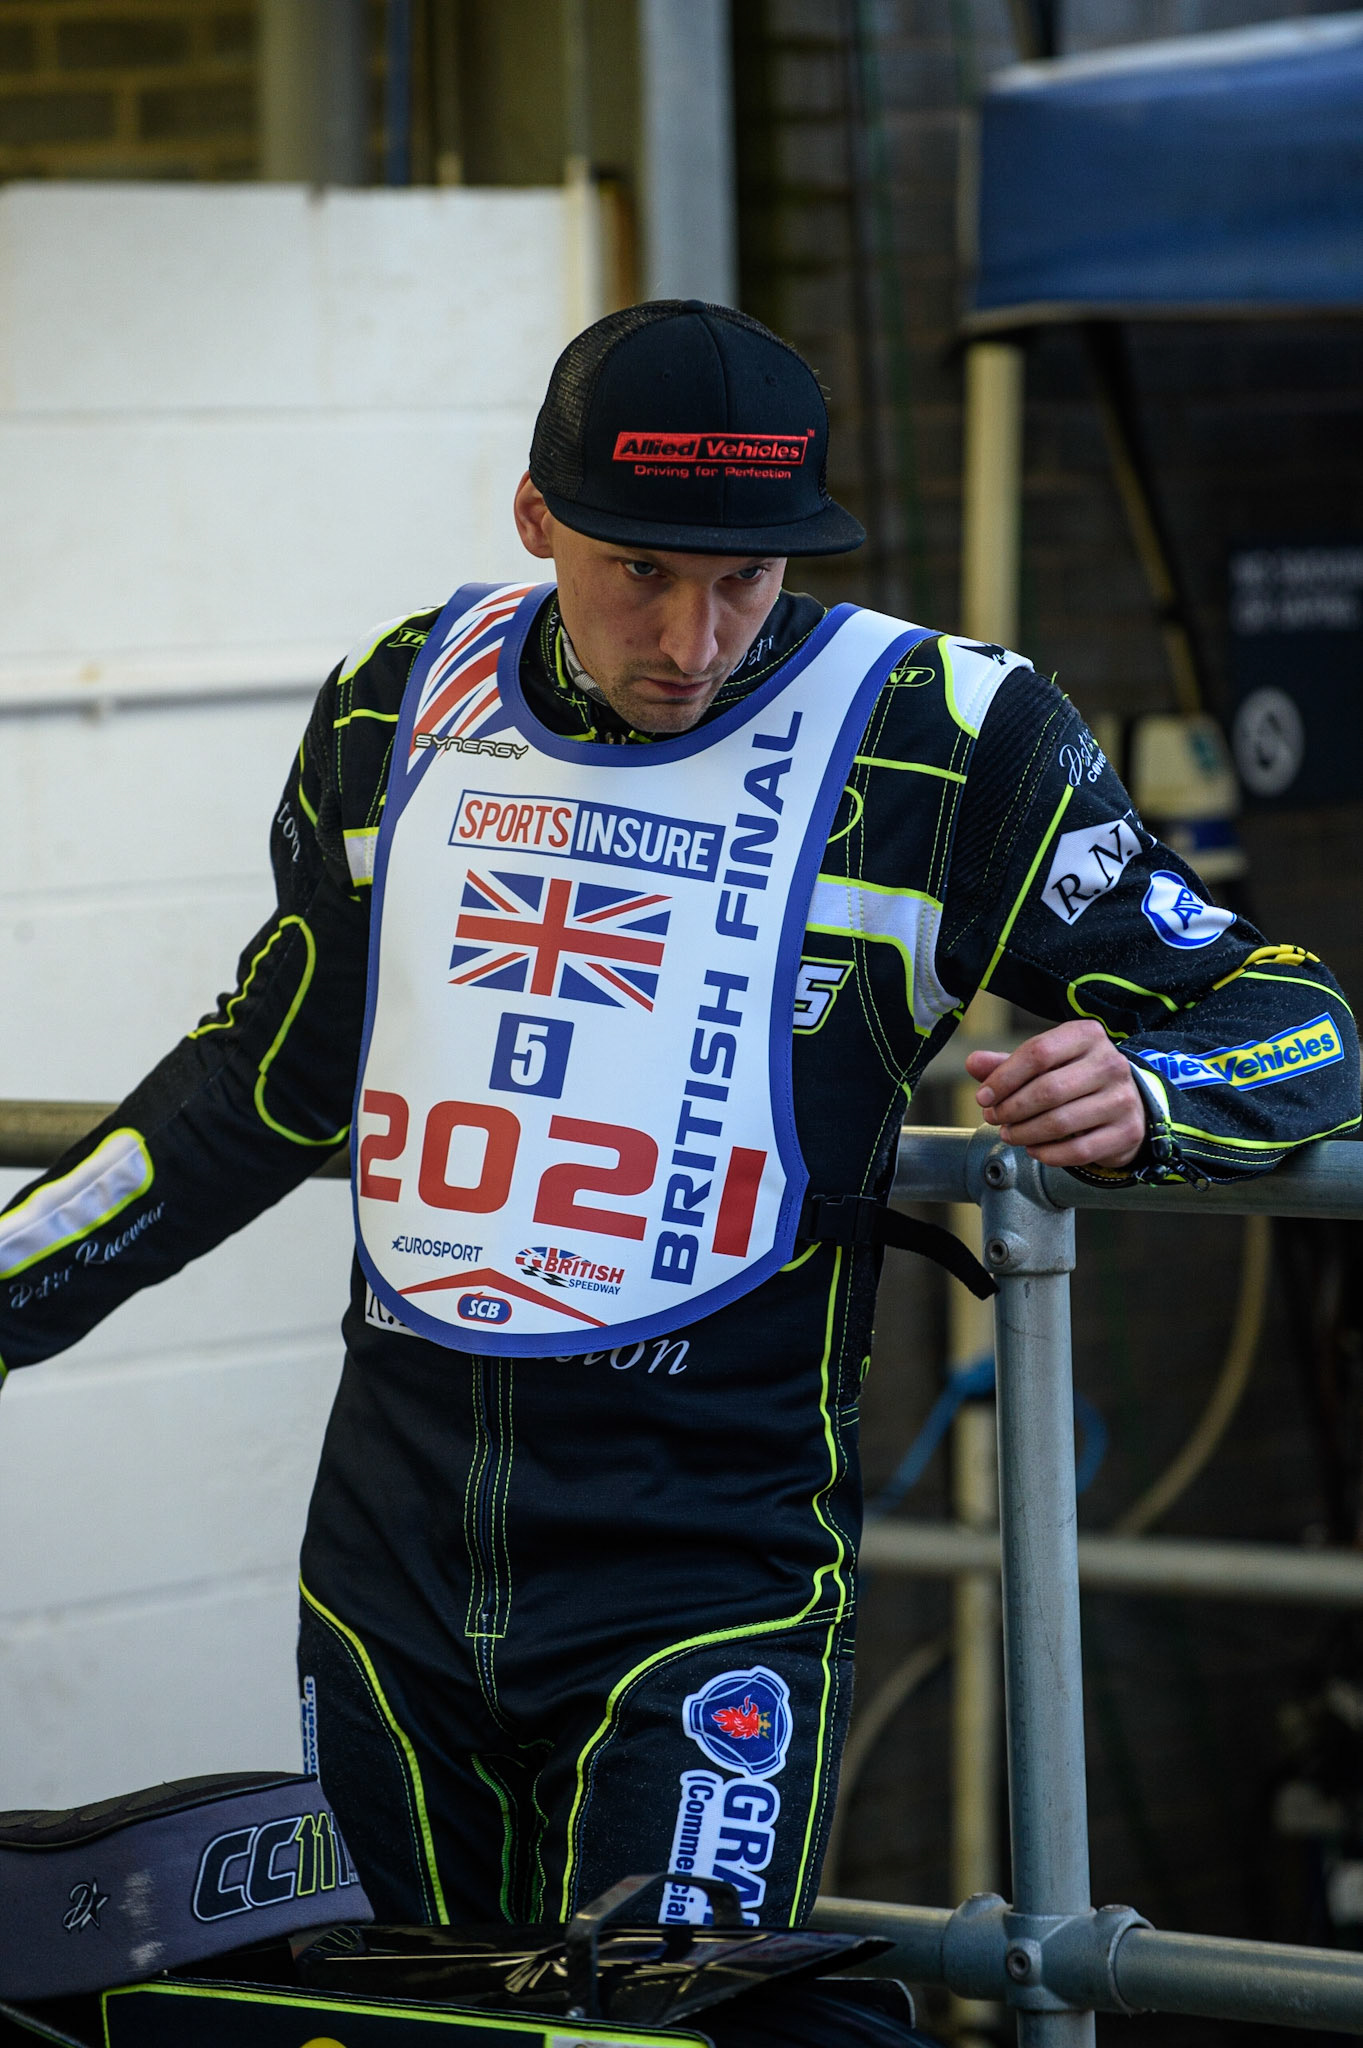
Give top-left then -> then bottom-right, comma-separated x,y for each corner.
939,1893 -> 1151,2013
966,1139 -> 1077,1277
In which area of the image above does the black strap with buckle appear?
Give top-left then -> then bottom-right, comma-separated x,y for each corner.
799,1191 -> 998,1300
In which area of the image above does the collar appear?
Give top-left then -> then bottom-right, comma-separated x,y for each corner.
558,627 -> 607,702
530,592 -> 828,746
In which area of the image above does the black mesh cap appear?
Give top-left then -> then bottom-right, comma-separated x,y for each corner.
528,300 -> 865,557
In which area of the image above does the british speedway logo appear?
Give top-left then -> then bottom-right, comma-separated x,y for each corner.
515,1245 -> 625,1296
449,871 -> 671,1010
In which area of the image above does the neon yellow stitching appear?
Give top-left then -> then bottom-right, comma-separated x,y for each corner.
940,636 -> 970,734
334,708 -> 400,729
826,787 -> 864,844
1213,944 -> 1318,988
1067,972 -> 1179,1038
806,876 -> 944,1036
803,920 -> 934,1034
249,918 -> 350,1147
940,697 -> 1061,963
296,772 -> 319,827
463,1369 -> 498,1640
102,1981 -> 712,2041
853,755 -> 966,781
339,613 -> 428,689
978,783 -> 1073,995
790,1270 -> 852,1913
189,920 -> 291,1040
300,1579 -> 449,1923
942,634 -> 1002,738
779,1240 -> 820,1274
471,1756 -> 516,1921
557,1256 -> 851,1916
1235,971 -> 1356,1011
1170,1110 -> 1362,1152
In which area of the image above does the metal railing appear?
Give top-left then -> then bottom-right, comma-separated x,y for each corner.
812,1126 -> 1363,2039
7,1103 -> 1363,2034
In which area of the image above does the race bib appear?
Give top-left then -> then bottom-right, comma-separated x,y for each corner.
353,582 -> 919,1355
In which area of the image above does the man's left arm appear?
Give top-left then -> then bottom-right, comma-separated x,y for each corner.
936,666 -> 1361,1182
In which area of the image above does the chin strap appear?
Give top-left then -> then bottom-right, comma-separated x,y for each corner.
798,1191 -> 998,1300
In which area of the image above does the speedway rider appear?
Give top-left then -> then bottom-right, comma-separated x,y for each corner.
1,302 -> 1357,1931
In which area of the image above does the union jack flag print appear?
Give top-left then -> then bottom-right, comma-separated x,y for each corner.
406,585 -> 534,771
449,870 -> 671,1009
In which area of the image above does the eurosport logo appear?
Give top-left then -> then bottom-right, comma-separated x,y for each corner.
514,1245 -> 626,1295
1137,1013 -> 1344,1094
193,1811 -> 358,1922
390,1235 -> 484,1261
611,429 -> 813,468
452,791 -> 724,883
684,1666 -> 792,1779
1141,870 -> 1236,950
663,1769 -> 780,1927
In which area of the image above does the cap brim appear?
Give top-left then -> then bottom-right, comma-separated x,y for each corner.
541,490 -> 866,558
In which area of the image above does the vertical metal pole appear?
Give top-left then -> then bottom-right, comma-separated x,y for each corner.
950,1030 -> 1007,2047
981,1162 -> 1093,2048
640,0 -> 737,303
960,340 -> 1024,645
954,321 -> 1021,2029
260,0 -> 368,185
562,0 -> 591,185
384,0 -> 413,187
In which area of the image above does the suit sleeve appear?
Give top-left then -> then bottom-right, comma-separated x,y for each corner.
0,673 -> 374,1376
937,666 -> 1361,1185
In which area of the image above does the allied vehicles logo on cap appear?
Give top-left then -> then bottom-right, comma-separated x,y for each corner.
612,429 -> 815,472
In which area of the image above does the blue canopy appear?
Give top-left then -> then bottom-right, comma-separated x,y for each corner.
970,12 -> 1363,326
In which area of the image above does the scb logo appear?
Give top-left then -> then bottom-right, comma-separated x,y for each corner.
193,1809 -> 357,1922
458,1292 -> 512,1324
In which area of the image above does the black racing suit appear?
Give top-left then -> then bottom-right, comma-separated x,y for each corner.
1,589 -> 1357,1928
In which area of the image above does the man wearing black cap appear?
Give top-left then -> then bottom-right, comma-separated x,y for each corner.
1,302 -> 1355,1932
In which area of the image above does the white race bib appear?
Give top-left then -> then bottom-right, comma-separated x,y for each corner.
353,583 -> 920,1355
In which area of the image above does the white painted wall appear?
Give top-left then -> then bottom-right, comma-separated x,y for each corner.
0,182 -> 592,1807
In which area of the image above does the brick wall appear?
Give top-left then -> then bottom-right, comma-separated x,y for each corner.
0,1 -> 256,181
